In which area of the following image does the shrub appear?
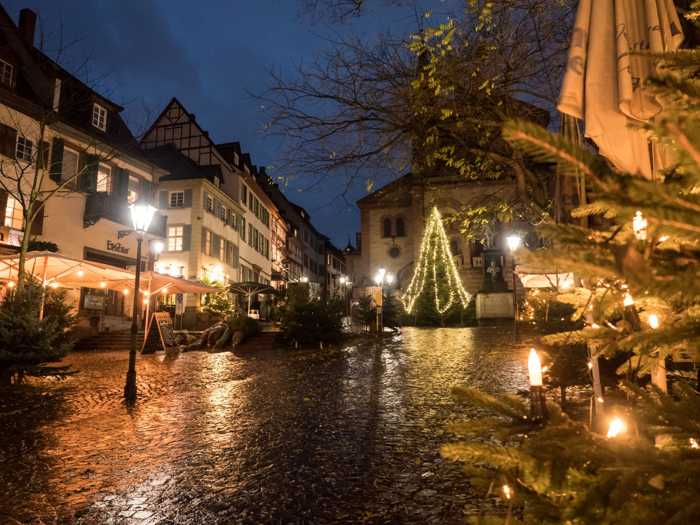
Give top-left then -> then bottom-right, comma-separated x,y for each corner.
0,285 -> 75,384
281,297 -> 344,346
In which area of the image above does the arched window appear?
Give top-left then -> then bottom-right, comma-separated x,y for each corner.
382,217 -> 392,238
395,217 -> 406,237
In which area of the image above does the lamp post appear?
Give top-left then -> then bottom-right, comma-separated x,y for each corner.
506,234 -> 522,341
374,267 -> 394,333
124,202 -> 156,405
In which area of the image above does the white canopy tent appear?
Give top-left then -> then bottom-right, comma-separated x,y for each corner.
0,251 -> 136,290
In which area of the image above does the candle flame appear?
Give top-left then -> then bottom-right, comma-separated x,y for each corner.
648,314 -> 660,329
623,293 -> 634,307
528,348 -> 543,386
607,417 -> 627,438
502,484 -> 512,500
690,438 -> 699,449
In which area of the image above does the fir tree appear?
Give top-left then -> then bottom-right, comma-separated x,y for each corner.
443,5 -> 700,523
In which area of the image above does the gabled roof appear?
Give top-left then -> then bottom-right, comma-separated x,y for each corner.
356,173 -> 415,207
0,6 -> 146,160
143,144 -> 221,183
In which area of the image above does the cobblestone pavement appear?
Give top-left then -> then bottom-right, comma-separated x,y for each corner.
0,327 -> 528,524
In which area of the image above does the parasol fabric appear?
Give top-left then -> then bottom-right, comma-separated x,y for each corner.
558,0 -> 684,179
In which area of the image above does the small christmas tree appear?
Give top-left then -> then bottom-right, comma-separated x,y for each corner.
401,207 -> 471,324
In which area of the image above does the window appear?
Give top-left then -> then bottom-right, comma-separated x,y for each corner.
205,194 -> 214,213
382,217 -> 392,238
395,217 -> 406,237
169,191 -> 184,208
219,237 -> 225,260
127,175 -> 139,204
4,195 -> 22,230
241,185 -> 247,204
219,205 -> 227,221
15,136 -> 32,162
204,230 -> 212,255
0,59 -> 13,87
168,226 -> 183,251
92,103 -> 107,131
62,147 -> 79,183
240,217 -> 246,242
96,163 -> 111,193
450,238 -> 461,255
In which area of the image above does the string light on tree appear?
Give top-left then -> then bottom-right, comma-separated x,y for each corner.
401,207 -> 471,314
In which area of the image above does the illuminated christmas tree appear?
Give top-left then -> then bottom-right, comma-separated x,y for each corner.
401,207 -> 471,319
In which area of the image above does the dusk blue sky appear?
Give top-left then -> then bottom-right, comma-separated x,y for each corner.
4,0 -> 454,247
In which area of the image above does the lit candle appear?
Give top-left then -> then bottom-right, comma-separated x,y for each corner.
648,314 -> 660,329
633,211 -> 648,240
623,293 -> 634,307
607,417 -> 627,438
502,484 -> 512,500
528,348 -> 543,386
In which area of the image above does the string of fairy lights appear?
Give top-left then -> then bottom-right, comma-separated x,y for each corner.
401,207 -> 471,314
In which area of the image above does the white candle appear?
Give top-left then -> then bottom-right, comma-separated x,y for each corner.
528,348 -> 543,386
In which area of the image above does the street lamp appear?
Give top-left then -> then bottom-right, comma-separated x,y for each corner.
373,267 -> 394,333
124,202 -> 156,405
506,234 -> 522,341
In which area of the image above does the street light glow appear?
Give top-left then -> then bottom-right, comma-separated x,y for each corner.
506,234 -> 522,253
129,202 -> 156,233
152,240 -> 165,254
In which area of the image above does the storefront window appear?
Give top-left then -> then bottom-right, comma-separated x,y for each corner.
127,175 -> 139,204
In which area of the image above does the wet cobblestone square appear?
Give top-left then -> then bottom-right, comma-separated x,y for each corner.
0,327 -> 528,524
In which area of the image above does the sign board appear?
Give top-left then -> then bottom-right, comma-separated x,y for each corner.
370,286 -> 383,308
141,311 -> 177,353
83,293 -> 105,310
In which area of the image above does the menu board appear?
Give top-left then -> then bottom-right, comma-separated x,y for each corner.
141,312 -> 176,353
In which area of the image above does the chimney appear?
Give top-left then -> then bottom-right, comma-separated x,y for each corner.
18,8 -> 36,47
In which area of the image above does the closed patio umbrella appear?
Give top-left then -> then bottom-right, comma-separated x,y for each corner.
558,0 -> 684,179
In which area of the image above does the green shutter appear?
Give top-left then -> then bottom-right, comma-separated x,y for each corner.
79,154 -> 98,193
182,224 -> 191,251
0,123 -> 16,158
49,139 -> 63,183
184,189 -> 192,207
159,190 -> 168,209
115,168 -> 129,202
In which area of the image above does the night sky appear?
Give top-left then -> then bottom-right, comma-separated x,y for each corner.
3,0 -> 454,247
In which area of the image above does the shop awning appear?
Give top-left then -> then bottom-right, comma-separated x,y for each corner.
118,271 -> 221,296
0,251 -> 136,289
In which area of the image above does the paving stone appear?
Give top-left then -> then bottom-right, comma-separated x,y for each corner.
0,327 -> 529,524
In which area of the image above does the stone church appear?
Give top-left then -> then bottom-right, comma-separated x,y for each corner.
349,172 -> 524,303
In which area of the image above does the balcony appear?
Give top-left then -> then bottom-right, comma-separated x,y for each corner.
84,192 -> 167,238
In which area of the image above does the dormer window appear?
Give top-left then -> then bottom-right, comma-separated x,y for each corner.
0,59 -> 14,87
91,103 -> 107,131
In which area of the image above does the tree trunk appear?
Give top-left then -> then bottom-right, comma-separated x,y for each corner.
560,385 -> 567,407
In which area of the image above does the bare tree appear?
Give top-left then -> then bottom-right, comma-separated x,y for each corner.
266,0 -> 574,211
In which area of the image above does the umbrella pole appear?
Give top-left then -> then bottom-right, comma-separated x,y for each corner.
143,275 -> 153,343
38,256 -> 48,320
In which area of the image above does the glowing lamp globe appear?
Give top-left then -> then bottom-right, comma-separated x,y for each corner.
152,240 -> 165,254
506,234 -> 522,253
386,273 -> 395,285
129,203 -> 156,233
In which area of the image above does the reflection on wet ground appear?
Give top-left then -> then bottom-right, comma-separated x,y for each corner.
0,327 -> 528,524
